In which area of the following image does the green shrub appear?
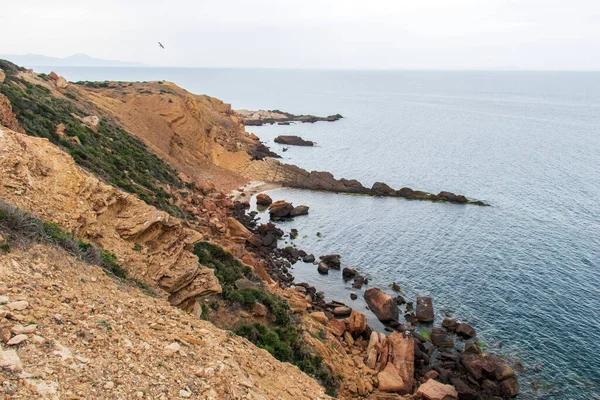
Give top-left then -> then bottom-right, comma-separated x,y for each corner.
194,241 -> 338,395
0,200 -> 127,280
236,323 -> 338,396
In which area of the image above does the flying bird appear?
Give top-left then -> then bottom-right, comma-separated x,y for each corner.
158,42 -> 164,49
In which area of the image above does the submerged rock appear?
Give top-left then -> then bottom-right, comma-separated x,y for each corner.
319,254 -> 341,269
290,205 -> 309,216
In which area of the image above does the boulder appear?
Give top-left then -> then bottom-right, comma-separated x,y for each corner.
333,306 -> 352,318
268,200 -> 294,218
449,378 -> 478,400
0,349 -> 22,371
342,267 -> 357,279
500,377 -> 519,397
460,353 -> 498,381
493,358 -> 516,381
442,319 -> 457,332
302,254 -> 315,263
327,318 -> 347,337
0,69 -> 5,83
455,322 -> 476,338
319,254 -> 341,269
252,303 -> 268,317
364,288 -> 399,322
396,187 -> 415,198
378,362 -> 406,392
82,115 -> 99,128
274,135 -> 314,146
371,182 -> 396,196
262,233 -> 277,247
430,328 -> 454,348
256,193 -> 273,206
317,262 -> 329,274
290,205 -> 309,216
387,332 -> 415,393
416,297 -> 434,322
415,379 -> 458,400
348,311 -> 367,336
310,311 -> 329,325
350,293 -> 358,300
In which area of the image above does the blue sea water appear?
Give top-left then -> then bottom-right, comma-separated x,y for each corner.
37,66 -> 600,399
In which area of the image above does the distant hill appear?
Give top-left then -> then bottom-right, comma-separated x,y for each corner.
0,53 -> 146,67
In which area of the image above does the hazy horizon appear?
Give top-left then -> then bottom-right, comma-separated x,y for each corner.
3,0 -> 600,70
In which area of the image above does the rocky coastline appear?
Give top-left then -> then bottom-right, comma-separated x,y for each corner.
232,195 -> 520,399
236,109 -> 343,126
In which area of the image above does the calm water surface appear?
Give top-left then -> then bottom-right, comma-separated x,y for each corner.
39,66 -> 600,399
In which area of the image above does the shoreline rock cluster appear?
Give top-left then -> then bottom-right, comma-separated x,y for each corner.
236,109 -> 343,126
235,195 -> 519,398
259,164 -> 489,206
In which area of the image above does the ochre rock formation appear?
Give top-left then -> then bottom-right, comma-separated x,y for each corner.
0,128 -> 221,306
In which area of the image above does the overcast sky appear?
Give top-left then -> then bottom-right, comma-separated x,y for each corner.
2,0 -> 600,69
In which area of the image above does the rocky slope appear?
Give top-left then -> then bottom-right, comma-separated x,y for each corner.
0,127 -> 222,308
0,242 -> 329,399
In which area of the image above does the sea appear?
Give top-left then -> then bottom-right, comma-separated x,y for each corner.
34,66 -> 600,399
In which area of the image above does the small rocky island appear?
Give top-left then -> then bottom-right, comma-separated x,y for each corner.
236,109 -> 343,126
274,135 -> 314,146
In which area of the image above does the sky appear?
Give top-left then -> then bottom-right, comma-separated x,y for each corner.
2,0 -> 600,70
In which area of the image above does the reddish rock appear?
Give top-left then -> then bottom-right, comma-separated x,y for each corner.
364,288 -> 399,322
327,318 -> 347,337
333,306 -> 352,318
348,311 -> 367,336
378,362 -> 405,392
268,200 -> 294,218
415,379 -> 458,400
256,193 -> 272,206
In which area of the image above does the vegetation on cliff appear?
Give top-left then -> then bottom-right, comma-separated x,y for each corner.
0,199 -> 152,288
0,59 -> 190,219
193,241 -> 339,395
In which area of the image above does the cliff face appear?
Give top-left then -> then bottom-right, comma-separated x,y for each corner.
0,127 -> 220,307
74,80 -> 261,191
65,77 -> 376,194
